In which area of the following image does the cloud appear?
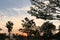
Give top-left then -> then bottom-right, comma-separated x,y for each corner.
0,6 -> 30,17
13,6 -> 30,11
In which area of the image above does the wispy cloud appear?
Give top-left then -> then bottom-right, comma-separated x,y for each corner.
13,6 -> 30,11
0,6 -> 30,17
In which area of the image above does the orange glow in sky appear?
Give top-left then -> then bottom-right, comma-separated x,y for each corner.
0,14 -> 60,36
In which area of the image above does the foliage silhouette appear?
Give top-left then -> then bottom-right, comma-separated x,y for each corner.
40,21 -> 56,38
5,21 -> 14,40
20,17 -> 41,36
28,0 -> 60,20
0,33 -> 6,40
40,21 -> 56,32
22,17 -> 36,29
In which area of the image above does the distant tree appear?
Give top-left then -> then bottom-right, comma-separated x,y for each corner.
20,17 -> 40,36
21,17 -> 36,30
5,21 -> 14,40
40,21 -> 56,37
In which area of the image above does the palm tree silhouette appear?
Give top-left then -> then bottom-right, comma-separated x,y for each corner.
5,21 -> 14,40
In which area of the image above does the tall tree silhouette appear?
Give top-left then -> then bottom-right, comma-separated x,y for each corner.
5,21 -> 14,40
28,0 -> 60,20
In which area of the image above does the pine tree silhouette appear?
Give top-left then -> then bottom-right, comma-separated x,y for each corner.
28,0 -> 60,20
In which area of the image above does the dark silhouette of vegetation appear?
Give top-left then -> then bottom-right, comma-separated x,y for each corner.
5,21 -> 14,40
40,21 -> 56,40
0,33 -> 6,40
40,21 -> 56,32
20,17 -> 39,36
28,0 -> 60,20
22,17 -> 36,28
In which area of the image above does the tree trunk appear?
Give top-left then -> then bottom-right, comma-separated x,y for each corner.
9,32 -> 11,40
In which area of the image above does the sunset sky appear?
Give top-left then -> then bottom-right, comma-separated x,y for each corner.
0,0 -> 60,34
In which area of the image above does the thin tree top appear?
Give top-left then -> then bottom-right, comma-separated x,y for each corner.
6,21 -> 14,28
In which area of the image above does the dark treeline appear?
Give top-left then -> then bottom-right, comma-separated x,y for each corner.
0,31 -> 60,40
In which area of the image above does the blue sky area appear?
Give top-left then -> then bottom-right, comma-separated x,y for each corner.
0,0 -> 31,17
0,0 -> 31,8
